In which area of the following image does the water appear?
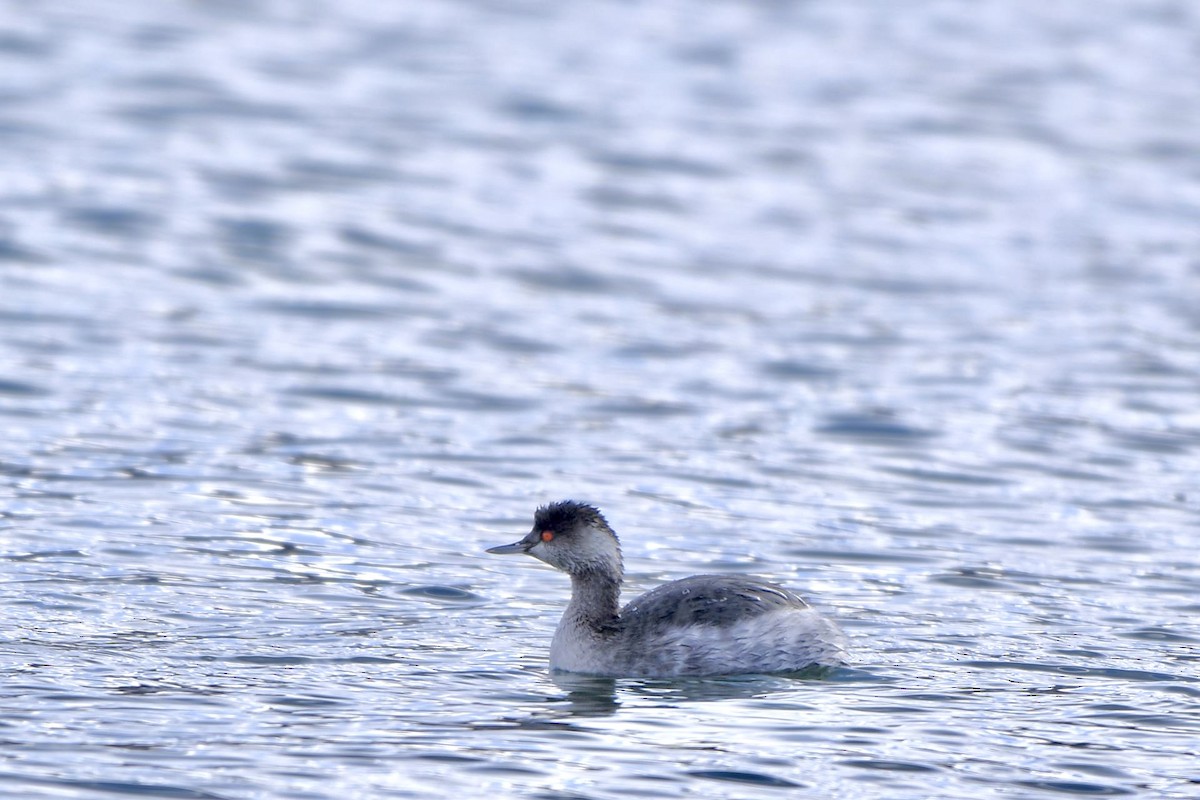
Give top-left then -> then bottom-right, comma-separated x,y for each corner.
2,0 -> 1199,797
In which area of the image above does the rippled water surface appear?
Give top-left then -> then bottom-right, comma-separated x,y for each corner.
3,0 -> 1200,797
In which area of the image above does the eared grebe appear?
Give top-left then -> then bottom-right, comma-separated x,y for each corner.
486,501 -> 847,677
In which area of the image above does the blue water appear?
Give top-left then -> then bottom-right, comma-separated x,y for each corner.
2,0 -> 1199,797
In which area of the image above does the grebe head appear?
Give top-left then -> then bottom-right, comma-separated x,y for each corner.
487,500 -> 623,578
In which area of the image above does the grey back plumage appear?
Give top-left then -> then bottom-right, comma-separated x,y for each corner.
620,574 -> 809,631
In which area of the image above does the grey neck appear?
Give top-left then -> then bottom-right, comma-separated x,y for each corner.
566,570 -> 622,632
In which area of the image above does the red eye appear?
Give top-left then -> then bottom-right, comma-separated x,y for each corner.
541,530 -> 554,542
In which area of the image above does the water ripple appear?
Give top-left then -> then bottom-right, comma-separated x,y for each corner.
3,1 -> 1199,799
